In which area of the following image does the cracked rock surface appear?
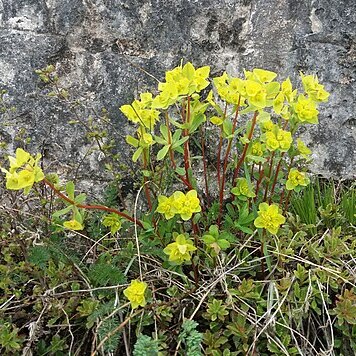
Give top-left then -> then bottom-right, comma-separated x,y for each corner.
0,0 -> 355,198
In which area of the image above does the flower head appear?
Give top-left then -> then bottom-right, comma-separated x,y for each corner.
123,280 -> 148,309
297,138 -> 312,159
231,178 -> 256,199
156,195 -> 176,220
152,62 -> 210,109
102,213 -> 122,234
172,190 -> 201,221
120,92 -> 160,129
1,149 -> 44,195
286,168 -> 310,191
163,234 -> 197,264
63,219 -> 84,231
254,203 -> 286,235
300,73 -> 330,103
293,95 -> 319,124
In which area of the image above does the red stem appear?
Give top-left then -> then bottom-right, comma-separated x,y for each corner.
263,151 -> 275,202
232,111 -> 259,184
183,97 -> 191,182
201,126 -> 210,207
268,152 -> 286,204
217,103 -> 228,187
142,149 -> 152,210
218,99 -> 241,226
167,111 -> 193,190
254,163 -> 265,201
43,178 -> 144,228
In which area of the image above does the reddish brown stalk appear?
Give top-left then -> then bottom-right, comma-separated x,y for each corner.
142,149 -> 152,210
254,163 -> 265,201
268,152 -> 286,204
280,157 -> 294,212
183,96 -> 191,182
166,111 -> 176,170
43,178 -> 144,228
232,111 -> 258,184
218,99 -> 241,226
250,163 -> 255,181
167,110 -> 193,190
217,103 -> 228,187
283,190 -> 292,215
263,151 -> 275,202
200,126 -> 210,207
217,129 -> 223,187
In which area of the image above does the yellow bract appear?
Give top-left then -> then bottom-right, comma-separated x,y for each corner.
63,219 -> 84,231
163,234 -> 197,264
297,138 -> 312,158
293,95 -> 319,124
264,128 -> 292,152
120,92 -> 160,129
156,190 -> 201,221
231,178 -> 256,198
123,280 -> 148,309
286,168 -> 310,191
254,203 -> 286,235
1,148 -> 45,195
156,195 -> 176,220
152,62 -> 210,109
300,73 -> 330,103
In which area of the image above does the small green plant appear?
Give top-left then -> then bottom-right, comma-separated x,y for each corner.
2,62 -> 355,354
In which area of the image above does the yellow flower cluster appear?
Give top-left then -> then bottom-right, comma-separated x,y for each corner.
213,72 -> 245,105
152,62 -> 210,109
1,148 -> 44,195
156,190 -> 201,221
263,126 -> 292,152
293,95 -> 319,124
231,178 -> 256,199
286,168 -> 310,191
163,234 -> 197,264
254,203 -> 286,235
301,73 -> 330,103
63,219 -> 84,231
297,138 -> 312,159
213,68 -> 280,109
123,280 -> 148,309
120,92 -> 160,130
251,142 -> 265,157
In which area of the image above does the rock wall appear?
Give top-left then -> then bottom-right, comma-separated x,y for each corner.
0,0 -> 355,197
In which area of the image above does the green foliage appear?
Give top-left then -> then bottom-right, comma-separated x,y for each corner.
0,63 -> 355,355
0,323 -> 22,353
178,320 -> 203,356
133,334 -> 159,356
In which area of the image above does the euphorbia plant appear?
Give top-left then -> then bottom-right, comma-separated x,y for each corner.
1,62 -> 329,304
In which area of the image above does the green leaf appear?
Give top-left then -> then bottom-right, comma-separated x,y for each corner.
217,239 -> 230,249
126,135 -> 139,147
182,62 -> 195,80
223,119 -> 233,136
172,136 -> 189,149
175,167 -> 186,176
203,235 -> 215,244
132,147 -> 143,162
153,135 -> 168,145
172,129 -> 182,141
157,145 -> 170,160
189,112 -> 206,133
74,193 -> 86,204
66,181 -> 75,200
235,224 -> 254,234
159,124 -> 169,141
52,205 -> 73,218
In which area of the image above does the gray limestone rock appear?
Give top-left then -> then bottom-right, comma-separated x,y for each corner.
0,0 -> 355,199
